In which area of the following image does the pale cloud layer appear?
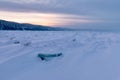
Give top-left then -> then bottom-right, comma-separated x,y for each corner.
0,11 -> 99,27
0,0 -> 120,29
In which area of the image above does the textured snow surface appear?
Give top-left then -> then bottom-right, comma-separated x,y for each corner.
0,31 -> 120,80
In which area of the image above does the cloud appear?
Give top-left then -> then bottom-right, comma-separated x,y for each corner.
0,0 -> 120,28
0,11 -> 99,27
0,0 -> 66,13
1,0 -> 120,15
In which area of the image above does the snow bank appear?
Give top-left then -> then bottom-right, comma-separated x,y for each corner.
0,31 -> 120,80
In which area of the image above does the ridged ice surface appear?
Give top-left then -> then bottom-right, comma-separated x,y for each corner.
0,31 -> 120,80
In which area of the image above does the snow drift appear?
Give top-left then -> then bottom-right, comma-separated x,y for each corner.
0,31 -> 120,80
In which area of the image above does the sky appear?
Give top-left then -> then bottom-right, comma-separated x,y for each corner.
0,0 -> 120,29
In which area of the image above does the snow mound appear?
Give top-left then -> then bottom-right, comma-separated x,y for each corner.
0,31 -> 120,80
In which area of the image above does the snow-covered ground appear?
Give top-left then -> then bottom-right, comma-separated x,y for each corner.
0,31 -> 120,80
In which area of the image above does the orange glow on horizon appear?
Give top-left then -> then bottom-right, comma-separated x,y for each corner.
0,11 -> 98,27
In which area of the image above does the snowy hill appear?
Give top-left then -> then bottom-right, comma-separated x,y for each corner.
0,20 -> 65,31
0,31 -> 120,80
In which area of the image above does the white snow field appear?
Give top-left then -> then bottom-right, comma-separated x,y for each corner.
1,31 -> 120,80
